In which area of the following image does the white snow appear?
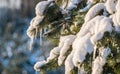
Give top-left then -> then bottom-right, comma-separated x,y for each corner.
58,35 -> 76,66
47,47 -> 60,62
116,0 -> 120,11
35,1 -> 53,16
27,16 -> 44,39
92,47 -> 111,74
84,3 -> 105,22
109,0 -> 120,32
91,16 -> 113,44
65,52 -> 74,74
34,60 -> 47,71
73,33 -> 93,66
30,16 -> 44,28
105,0 -> 118,14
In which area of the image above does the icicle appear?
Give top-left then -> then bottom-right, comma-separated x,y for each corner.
92,47 -> 111,74
40,29 -> 43,46
27,26 -> 36,39
27,19 -> 37,50
27,16 -> 45,49
43,27 -> 48,37
29,37 -> 34,51
58,35 -> 76,66
93,45 -> 97,60
27,15 -> 48,56
84,3 -> 105,22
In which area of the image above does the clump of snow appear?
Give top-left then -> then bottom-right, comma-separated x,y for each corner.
115,0 -> 120,26
92,47 -> 111,74
105,0 -> 118,14
109,0 -> 120,32
47,47 -> 60,62
34,60 -> 47,71
35,0 -> 53,16
72,15 -> 112,67
65,52 -> 74,74
91,16 -> 113,44
73,33 -> 93,66
77,16 -> 104,37
58,35 -> 76,66
116,0 -> 120,11
84,3 -> 105,22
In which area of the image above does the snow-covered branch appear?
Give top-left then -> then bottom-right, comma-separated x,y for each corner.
26,0 -> 120,74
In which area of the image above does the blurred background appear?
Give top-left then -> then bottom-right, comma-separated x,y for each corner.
0,0 -> 63,74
